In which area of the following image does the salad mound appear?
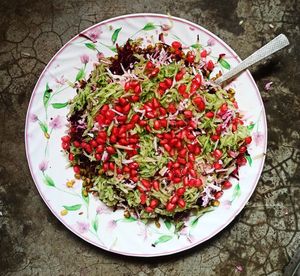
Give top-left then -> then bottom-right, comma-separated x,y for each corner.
61,39 -> 252,225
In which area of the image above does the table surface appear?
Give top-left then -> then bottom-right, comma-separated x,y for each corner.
1,0 -> 299,275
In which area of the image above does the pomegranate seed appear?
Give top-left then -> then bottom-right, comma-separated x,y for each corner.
150,199 -> 159,208
186,51 -> 195,63
237,156 -> 247,166
130,169 -> 138,177
190,169 -> 197,177
95,153 -> 101,160
134,84 -> 141,94
124,82 -> 131,91
175,71 -> 184,81
119,138 -> 128,146
73,140 -> 80,148
163,144 -> 172,152
177,198 -> 186,208
216,125 -> 223,135
187,144 -> 195,153
183,177 -> 189,186
232,124 -> 237,132
223,180 -> 232,189
106,146 -> 116,155
170,138 -> 178,146
119,97 -> 127,106
130,80 -> 139,88
139,120 -> 147,126
153,180 -> 160,191
73,165 -> 80,174
206,60 -> 214,71
194,145 -> 201,155
178,148 -> 187,157
166,202 -> 176,212
159,107 -> 167,116
131,95 -> 140,102
149,68 -> 159,78
188,153 -> 195,162
176,187 -> 186,196
90,140 -> 98,148
178,84 -> 187,95
214,163 -> 222,170
140,193 -> 147,204
145,206 -> 154,213
193,96 -> 205,111
146,61 -> 154,69
211,135 -> 220,142
153,120 -> 161,130
194,74 -> 202,85
160,119 -> 167,128
214,191 -> 223,199
205,111 -> 214,118
103,163 -> 109,172
145,112 -> 155,119
85,144 -> 92,153
177,157 -> 186,165
61,142 -> 70,150
183,110 -> 193,118
213,149 -> 223,160
61,135 -> 71,143
172,41 -> 182,49
123,166 -> 130,173
96,145 -> 104,153
129,162 -> 139,169
170,195 -> 179,204
239,146 -> 247,154
200,49 -> 207,58
122,104 -> 131,114
102,104 -> 109,113
194,178 -> 202,187
108,162 -> 115,171
245,136 -> 252,144
220,103 -> 228,113
115,105 -> 123,113
132,176 -> 139,182
168,103 -> 177,113
160,139 -> 168,145
68,153 -> 74,161
165,78 -> 173,88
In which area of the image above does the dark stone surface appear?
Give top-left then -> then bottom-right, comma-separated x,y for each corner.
0,0 -> 299,275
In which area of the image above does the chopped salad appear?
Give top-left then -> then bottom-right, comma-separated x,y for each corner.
61,39 -> 252,227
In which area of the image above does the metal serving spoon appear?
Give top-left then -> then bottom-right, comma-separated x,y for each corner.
214,34 -> 290,85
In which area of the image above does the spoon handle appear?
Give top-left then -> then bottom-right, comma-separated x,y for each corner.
214,34 -> 290,85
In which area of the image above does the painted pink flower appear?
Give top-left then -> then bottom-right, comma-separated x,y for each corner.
38,160 -> 48,172
264,81 -> 273,91
96,202 -> 111,215
55,75 -> 66,85
29,113 -> 38,122
207,38 -> 216,46
189,26 -> 195,31
80,54 -> 89,65
253,131 -> 264,146
86,29 -> 102,43
76,221 -> 90,234
161,23 -> 172,32
107,219 -> 117,231
97,52 -> 104,60
49,115 -> 63,129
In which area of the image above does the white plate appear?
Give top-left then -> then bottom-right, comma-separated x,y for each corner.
25,13 -> 267,257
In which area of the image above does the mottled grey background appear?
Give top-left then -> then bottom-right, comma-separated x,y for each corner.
0,0 -> 299,275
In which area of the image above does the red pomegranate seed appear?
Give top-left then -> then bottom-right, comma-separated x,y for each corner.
96,145 -> 104,153
122,104 -> 131,114
103,162 -> 109,172
150,199 -> 159,208
159,107 -> 167,116
194,178 -> 202,187
213,149 -> 223,160
95,153 -> 101,160
160,119 -> 167,128
68,153 -> 74,161
106,146 -> 116,155
115,105 -> 123,113
73,141 -> 80,148
163,144 -> 172,152
145,112 -> 155,119
141,179 -> 151,188
194,145 -> 201,155
109,135 -> 117,144
184,110 -> 193,118
153,180 -> 160,191
130,80 -> 139,88
223,180 -> 232,189
188,153 -> 195,162
239,146 -> 247,154
118,139 -> 128,146
205,111 -> 214,118
206,60 -> 214,71
193,96 -> 205,111
177,157 -> 186,165
149,68 -> 159,78
178,84 -> 187,95
153,120 -> 161,130
119,97 -> 127,106
124,81 -> 131,91
140,193 -> 147,204
134,84 -> 141,94
200,49 -> 207,58
129,162 -> 139,169
170,195 -> 179,204
165,78 -> 173,88
186,51 -> 195,63
245,136 -> 252,144
220,103 -> 228,113
176,187 -> 186,196
130,169 -> 138,177
214,191 -> 223,199
232,124 -> 237,132
61,142 -> 69,150
139,120 -> 147,126
190,169 -> 196,177
175,71 -> 184,81
214,163 -> 223,170
145,206 -> 154,213
146,61 -> 154,70
177,198 -> 186,208
90,140 -> 98,148
73,165 -> 80,174
166,202 -> 176,212
211,135 -> 220,142
131,95 -> 140,102
172,41 -> 182,49
237,156 -> 247,166
85,144 -> 92,153
194,74 -> 202,85
178,148 -> 187,158
183,176 -> 189,186
123,166 -> 130,173
159,81 -> 168,91
168,103 -> 177,114
61,135 -> 71,143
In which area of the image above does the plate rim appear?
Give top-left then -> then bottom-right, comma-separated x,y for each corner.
25,12 -> 268,257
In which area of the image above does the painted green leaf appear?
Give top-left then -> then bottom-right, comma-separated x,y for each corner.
153,235 -> 173,246
190,217 -> 200,228
75,68 -> 85,81
62,204 -> 82,211
85,43 -> 96,50
92,217 -> 99,232
164,220 -> 172,230
38,121 -> 48,133
51,102 -> 68,109
121,217 -> 137,222
82,189 -> 89,205
246,155 -> 253,166
191,43 -> 202,49
43,83 -> 51,107
232,183 -> 241,202
111,27 -> 122,44
44,174 -> 55,187
109,46 -> 117,53
247,124 -> 255,131
142,22 -> 156,31
190,207 -> 214,228
219,58 -> 231,70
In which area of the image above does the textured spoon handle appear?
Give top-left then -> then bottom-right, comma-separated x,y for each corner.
215,34 -> 290,85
